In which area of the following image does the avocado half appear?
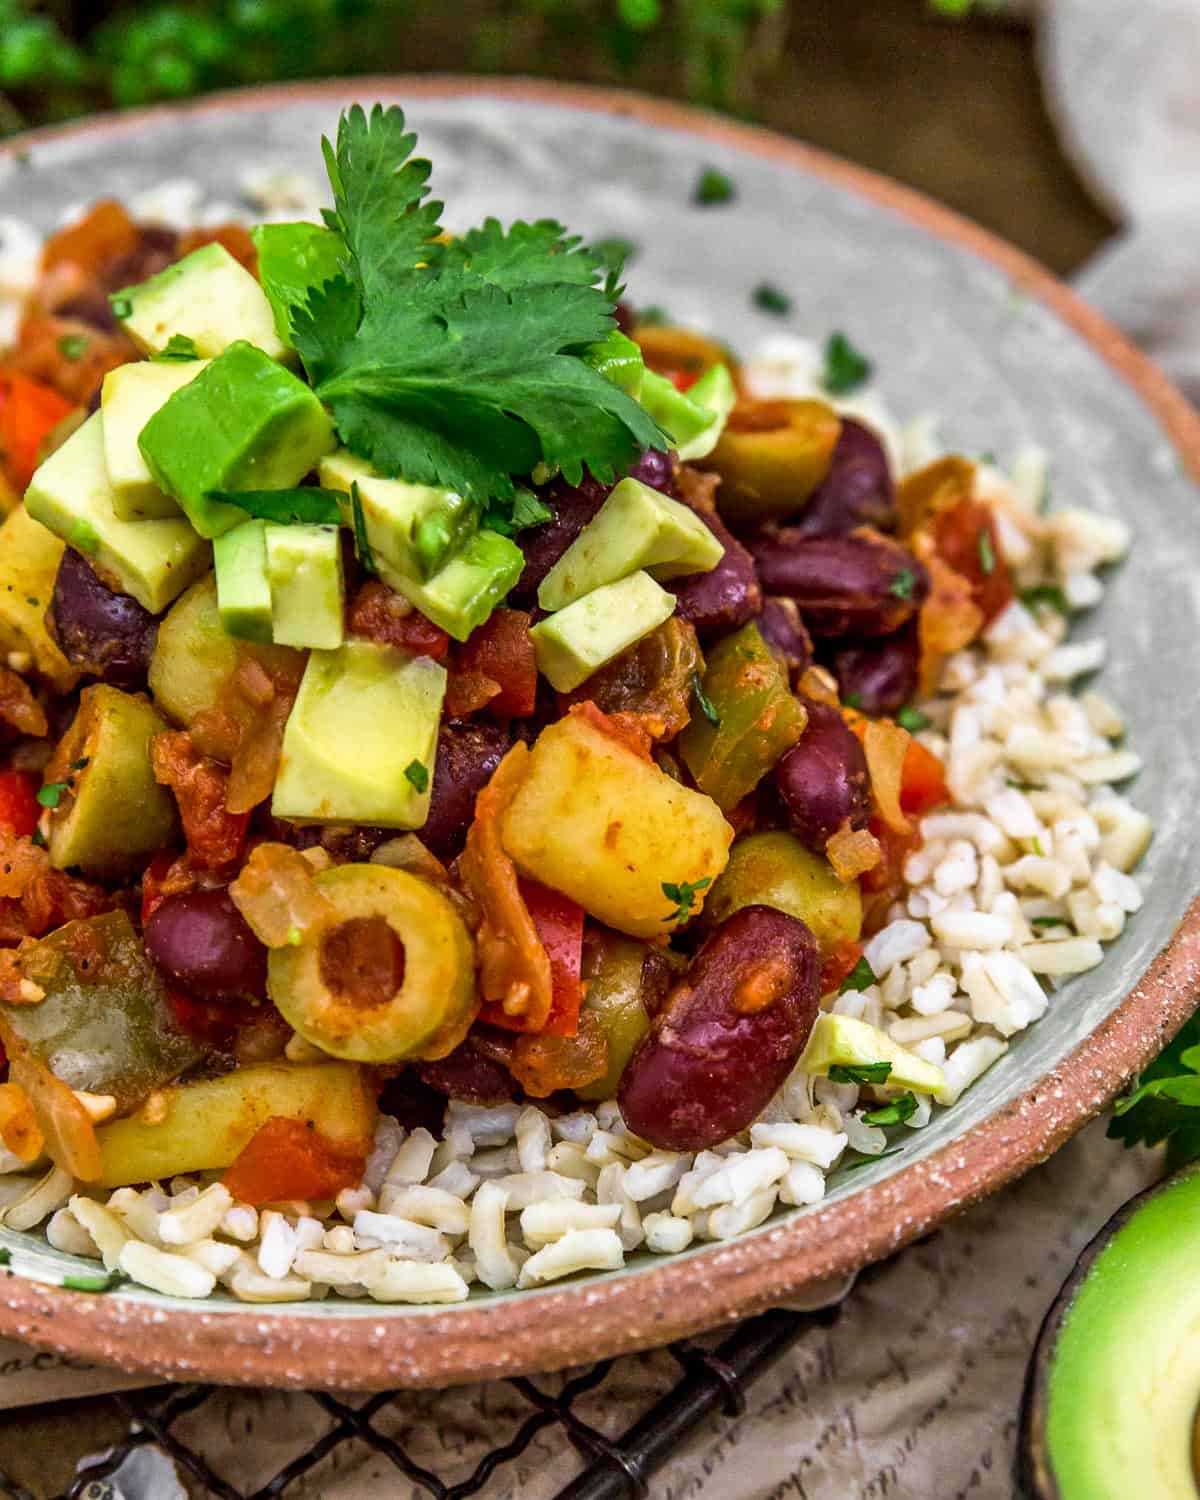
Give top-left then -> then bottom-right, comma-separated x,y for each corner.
1019,1161 -> 1200,1498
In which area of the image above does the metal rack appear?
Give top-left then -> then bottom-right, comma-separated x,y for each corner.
0,1305 -> 839,1500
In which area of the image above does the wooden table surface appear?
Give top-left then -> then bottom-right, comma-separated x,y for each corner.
1,6 -> 1116,1495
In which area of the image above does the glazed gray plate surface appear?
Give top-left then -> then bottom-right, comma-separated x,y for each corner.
0,81 -> 1196,1380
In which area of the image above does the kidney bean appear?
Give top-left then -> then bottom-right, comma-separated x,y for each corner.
756,596 -> 813,679
829,619 -> 920,717
46,547 -> 158,689
509,473 -> 611,609
774,699 -> 871,851
423,722 -> 511,860
796,418 -> 895,538
750,529 -> 927,639
669,502 -> 762,641
416,1037 -> 517,1105
618,905 -> 820,1151
144,888 -> 267,1001
624,447 -> 678,497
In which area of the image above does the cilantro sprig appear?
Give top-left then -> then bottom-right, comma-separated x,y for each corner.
1110,1014 -> 1200,1169
661,876 -> 711,924
821,331 -> 872,395
278,105 -> 668,521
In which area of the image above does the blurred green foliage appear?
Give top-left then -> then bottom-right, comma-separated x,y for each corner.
0,0 -> 802,132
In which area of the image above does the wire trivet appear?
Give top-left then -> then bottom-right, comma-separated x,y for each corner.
0,1304 -> 840,1500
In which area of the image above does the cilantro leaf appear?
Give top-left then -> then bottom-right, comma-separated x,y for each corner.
1020,583 -> 1070,616
36,782 -> 67,809
1109,1014 -> 1200,1169
314,277 -> 664,499
691,671 -> 720,727
862,1092 -> 918,1127
442,218 -> 609,291
661,876 -> 712,924
753,283 -> 792,316
208,489 -> 341,526
841,1146 -> 904,1172
978,529 -> 996,575
484,488 -> 554,537
404,759 -> 430,794
889,569 -> 916,600
829,1060 -> 893,1086
349,482 -> 377,575
896,705 -> 930,732
57,333 -> 89,360
838,955 -> 877,994
150,333 -> 200,363
694,166 -> 735,205
822,331 -> 872,395
321,102 -> 443,305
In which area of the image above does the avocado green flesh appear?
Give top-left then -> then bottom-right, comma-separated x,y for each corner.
1043,1167 -> 1200,1499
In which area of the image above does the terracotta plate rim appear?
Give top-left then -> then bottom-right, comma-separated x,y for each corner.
1,76 -> 1198,1392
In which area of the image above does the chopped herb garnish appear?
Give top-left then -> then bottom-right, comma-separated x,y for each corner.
896,705 -> 931,733
838,955 -> 877,994
693,166 -> 735,205
1031,835 -> 1046,857
24,598 -> 39,608
1006,777 -> 1038,792
889,569 -> 916,600
286,925 -> 302,947
862,1091 -> 918,1127
842,1146 -> 903,1172
977,529 -> 996,576
404,759 -> 430,794
842,691 -> 863,709
1031,915 -> 1071,931
57,333 -> 89,360
0,1248 -> 10,1266
207,488 -> 341,526
637,305 -> 671,326
829,1060 -> 893,1086
36,782 -> 66,809
591,236 -> 638,277
692,672 -> 720,727
280,105 -> 667,528
979,450 -> 997,465
661,876 -> 712,924
1110,1014 -> 1200,1168
150,333 -> 200,362
30,828 -> 47,848
753,283 -> 792,316
1020,583 -> 1070,616
484,488 -> 554,537
821,331 -> 872,396
108,295 -> 132,320
63,1270 -> 126,1293
349,483 -> 377,575
69,757 -> 90,772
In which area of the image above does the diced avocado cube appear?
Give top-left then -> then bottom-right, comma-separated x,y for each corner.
138,341 -> 336,539
272,639 -> 446,827
25,414 -> 211,615
639,362 -> 736,462
798,1013 -> 945,1096
318,448 -> 476,581
530,570 -> 676,693
100,358 -> 210,519
583,329 -> 644,397
537,476 -> 724,611
264,522 -> 344,651
114,242 -> 290,363
213,520 -> 273,644
377,527 -> 524,643
252,222 -> 346,346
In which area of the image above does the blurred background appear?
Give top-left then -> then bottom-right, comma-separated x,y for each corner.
0,0 -> 1112,277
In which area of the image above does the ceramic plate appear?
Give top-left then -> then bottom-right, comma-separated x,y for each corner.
0,78 -> 1197,1390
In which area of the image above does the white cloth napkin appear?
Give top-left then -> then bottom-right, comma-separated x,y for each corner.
1037,0 -> 1200,399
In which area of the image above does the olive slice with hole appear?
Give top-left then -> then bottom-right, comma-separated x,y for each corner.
267,863 -> 476,1064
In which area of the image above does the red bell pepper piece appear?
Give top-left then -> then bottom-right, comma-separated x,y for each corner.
0,770 -> 40,839
931,499 -> 1014,626
222,1116 -> 368,1207
900,738 -> 951,817
0,373 -> 75,492
478,878 -> 584,1036
819,938 -> 864,998
449,608 -> 537,721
